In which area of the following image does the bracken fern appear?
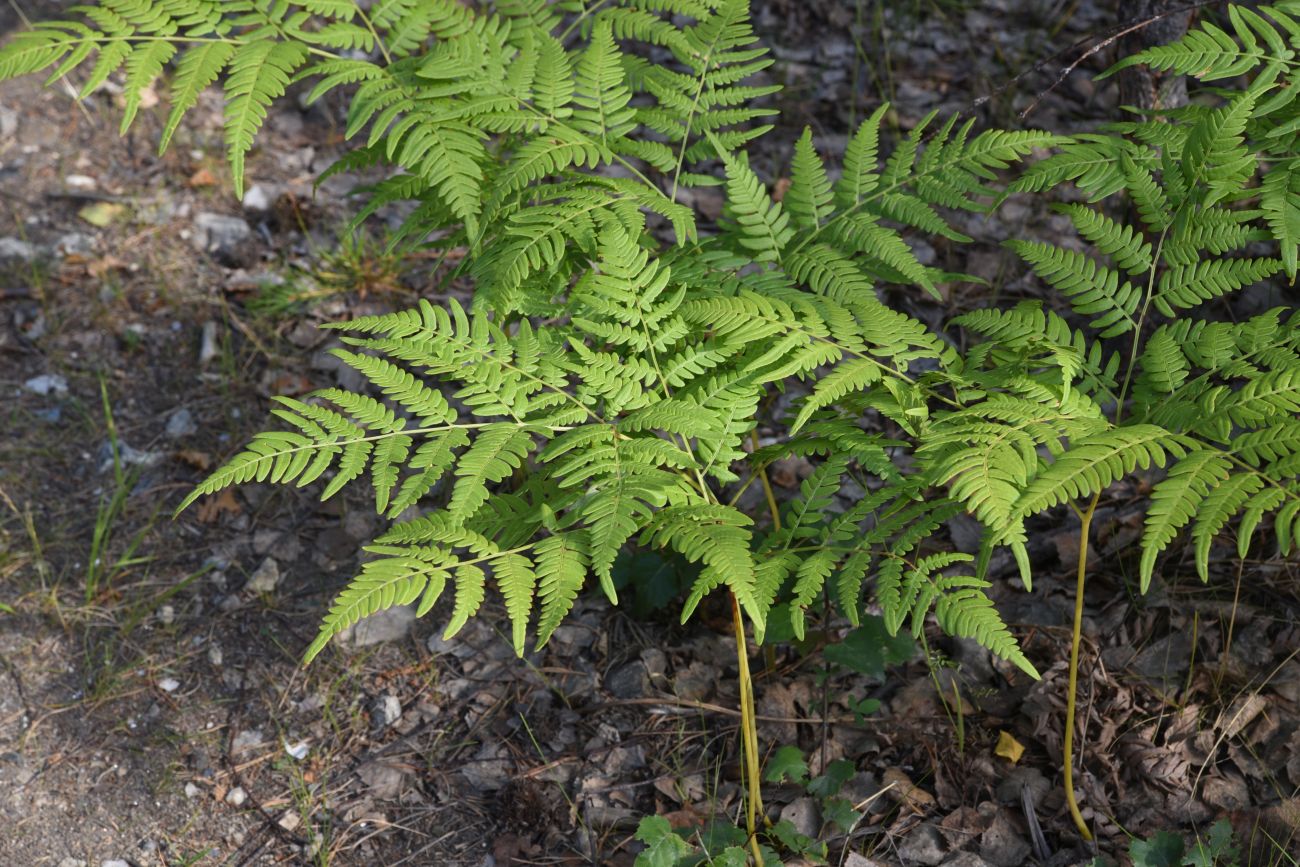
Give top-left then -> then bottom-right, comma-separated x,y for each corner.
6,1 -> 1298,700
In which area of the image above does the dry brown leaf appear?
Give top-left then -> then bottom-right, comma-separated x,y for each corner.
189,167 -> 218,188
196,488 -> 241,523
883,767 -> 936,814
176,449 -> 213,471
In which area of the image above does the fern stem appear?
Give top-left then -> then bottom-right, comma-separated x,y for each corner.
353,5 -> 392,66
750,431 -> 782,531
730,591 -> 765,866
1063,495 -> 1096,843
558,0 -> 615,43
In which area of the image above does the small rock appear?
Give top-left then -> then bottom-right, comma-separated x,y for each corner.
370,693 -> 402,729
672,660 -> 718,701
898,823 -> 947,866
283,739 -> 309,760
164,408 -> 196,439
244,557 -> 281,594
358,759 -> 408,799
779,796 -> 820,838
65,174 -> 97,191
225,786 -> 248,807
54,232 -> 95,257
157,604 -> 175,625
341,605 -> 416,647
24,373 -> 68,396
192,211 -> 251,253
277,810 -> 301,832
639,647 -> 667,678
243,185 -> 271,212
942,855 -> 995,867
100,861 -> 130,867
979,809 -> 1031,867
57,860 -> 85,867
605,660 -> 650,699
184,782 -> 201,799
0,106 -> 17,139
198,320 -> 220,365
157,677 -> 180,693
0,236 -> 36,263
844,855 -> 888,867
995,765 -> 1050,807
231,729 -> 265,757
97,440 -> 162,473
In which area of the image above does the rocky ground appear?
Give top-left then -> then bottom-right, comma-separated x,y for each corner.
0,2 -> 1298,866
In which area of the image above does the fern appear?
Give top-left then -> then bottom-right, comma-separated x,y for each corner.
11,2 -> 1295,715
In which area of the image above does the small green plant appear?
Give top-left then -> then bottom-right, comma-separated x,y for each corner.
1127,820 -> 1242,867
633,748 -> 877,866
5,2 -> 1300,859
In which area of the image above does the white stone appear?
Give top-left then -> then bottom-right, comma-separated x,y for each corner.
157,677 -> 180,693
244,557 -> 281,594
24,374 -> 68,396
242,185 -> 271,212
225,786 -> 247,807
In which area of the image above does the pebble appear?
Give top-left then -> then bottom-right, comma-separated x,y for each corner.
341,605 -> 415,647
0,236 -> 36,262
244,557 -> 281,594
65,174 -> 96,191
198,320 -> 220,365
283,739 -> 309,760
243,184 -> 271,212
24,374 -> 68,396
192,211 -> 251,253
184,782 -> 201,799
604,660 -> 650,699
164,407 -> 196,439
54,232 -> 95,257
231,729 -> 265,757
898,822 -> 947,866
225,786 -> 247,807
57,860 -> 84,867
207,643 -> 223,667
96,440 -> 162,473
157,677 -> 180,693
157,604 -> 175,625
371,693 -> 402,729
779,796 -> 820,838
100,861 -> 129,867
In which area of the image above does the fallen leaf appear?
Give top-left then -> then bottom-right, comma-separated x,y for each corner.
196,488 -> 241,523
882,767 -> 935,814
773,176 -> 792,202
995,730 -> 1026,764
176,449 -> 213,471
86,255 -> 128,278
189,167 -> 218,188
78,201 -> 126,227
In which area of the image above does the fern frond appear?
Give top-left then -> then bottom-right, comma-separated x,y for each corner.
1139,450 -> 1232,591
786,127 -> 834,230
224,40 -> 310,198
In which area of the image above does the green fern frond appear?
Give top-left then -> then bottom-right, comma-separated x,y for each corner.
1139,450 -> 1233,591
1008,240 -> 1142,337
786,127 -> 834,230
1012,425 -> 1186,525
224,40 -> 309,198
